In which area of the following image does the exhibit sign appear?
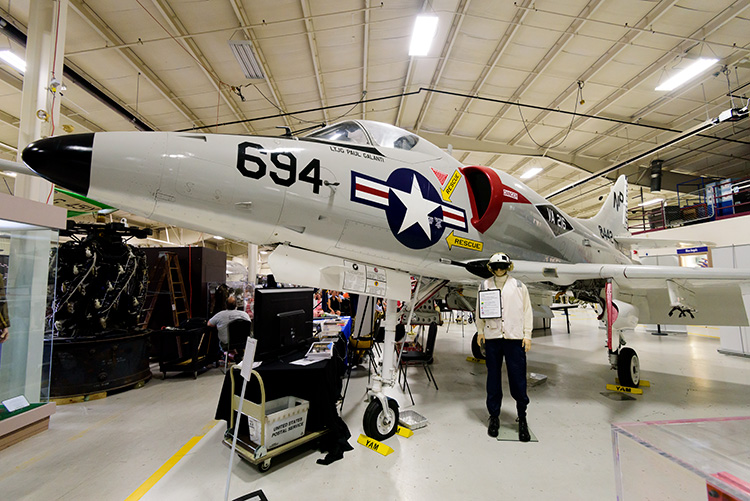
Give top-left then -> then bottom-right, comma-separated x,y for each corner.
478,289 -> 502,319
239,338 -> 257,381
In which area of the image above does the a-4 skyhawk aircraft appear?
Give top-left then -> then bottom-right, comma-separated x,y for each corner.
20,119 -> 750,440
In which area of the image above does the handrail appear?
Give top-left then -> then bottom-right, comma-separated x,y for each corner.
628,175 -> 750,233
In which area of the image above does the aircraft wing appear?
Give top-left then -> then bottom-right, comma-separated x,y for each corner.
509,260 -> 750,327
614,235 -> 715,249
508,260 -> 750,287
270,243 -> 750,327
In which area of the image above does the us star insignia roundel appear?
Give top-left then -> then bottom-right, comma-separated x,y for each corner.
351,168 -> 467,249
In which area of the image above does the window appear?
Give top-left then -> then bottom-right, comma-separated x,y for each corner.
306,121 -> 370,145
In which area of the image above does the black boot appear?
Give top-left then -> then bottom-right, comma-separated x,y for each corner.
488,416 -> 499,437
517,417 -> 530,442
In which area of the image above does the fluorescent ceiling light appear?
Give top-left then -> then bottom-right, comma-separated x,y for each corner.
0,50 -> 25,73
637,198 -> 664,207
228,40 -> 265,79
655,58 -> 718,91
520,166 -> 543,180
146,237 -> 172,244
213,235 -> 224,240
409,15 -> 438,56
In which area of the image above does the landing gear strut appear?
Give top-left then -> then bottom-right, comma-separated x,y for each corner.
605,279 -> 640,388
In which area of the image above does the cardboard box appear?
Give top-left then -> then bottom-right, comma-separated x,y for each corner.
247,396 -> 309,449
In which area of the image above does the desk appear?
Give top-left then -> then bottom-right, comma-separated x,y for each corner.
313,316 -> 352,338
313,316 -> 352,364
152,325 -> 219,379
550,304 -> 577,333
215,350 -> 351,458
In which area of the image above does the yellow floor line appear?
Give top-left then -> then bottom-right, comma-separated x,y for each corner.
124,421 -> 218,501
688,332 -> 721,339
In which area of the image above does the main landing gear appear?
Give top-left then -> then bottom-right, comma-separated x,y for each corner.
603,280 -> 641,389
615,346 -> 640,388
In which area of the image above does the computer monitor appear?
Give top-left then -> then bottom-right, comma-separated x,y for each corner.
253,287 -> 314,360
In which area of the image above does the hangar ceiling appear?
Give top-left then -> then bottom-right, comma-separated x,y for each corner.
0,0 -> 748,229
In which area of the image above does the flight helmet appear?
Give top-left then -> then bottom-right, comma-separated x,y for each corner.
487,252 -> 513,273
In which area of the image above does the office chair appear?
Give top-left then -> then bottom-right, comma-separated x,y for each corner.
221,318 -> 252,373
398,322 -> 439,404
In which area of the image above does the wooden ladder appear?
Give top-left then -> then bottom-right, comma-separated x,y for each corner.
138,252 -> 191,329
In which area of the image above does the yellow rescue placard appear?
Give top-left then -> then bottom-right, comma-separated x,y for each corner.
466,356 -> 486,364
357,434 -> 394,456
396,426 -> 413,438
606,384 -> 643,395
441,170 -> 462,202
446,231 -> 483,252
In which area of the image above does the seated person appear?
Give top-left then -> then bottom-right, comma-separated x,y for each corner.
313,290 -> 325,318
208,296 -> 251,345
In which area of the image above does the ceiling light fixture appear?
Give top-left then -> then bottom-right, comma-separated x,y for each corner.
520,166 -> 543,180
637,198 -> 664,207
409,15 -> 439,56
228,40 -> 265,80
213,235 -> 225,240
146,237 -> 172,245
0,50 -> 25,73
655,58 -> 718,91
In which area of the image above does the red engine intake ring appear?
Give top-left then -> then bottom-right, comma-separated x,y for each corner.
460,165 -> 529,234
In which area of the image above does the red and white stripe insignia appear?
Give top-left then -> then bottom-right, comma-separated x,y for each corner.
354,175 -> 389,208
441,205 -> 467,231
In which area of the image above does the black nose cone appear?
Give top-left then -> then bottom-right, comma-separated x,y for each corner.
22,133 -> 94,196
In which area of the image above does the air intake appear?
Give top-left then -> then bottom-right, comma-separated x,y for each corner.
228,40 -> 265,80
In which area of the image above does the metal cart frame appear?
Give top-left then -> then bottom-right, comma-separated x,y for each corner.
222,367 -> 328,472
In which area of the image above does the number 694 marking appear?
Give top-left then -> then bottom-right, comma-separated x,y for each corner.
236,142 -> 323,194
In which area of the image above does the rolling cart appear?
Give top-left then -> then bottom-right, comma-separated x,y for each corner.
222,366 -> 328,472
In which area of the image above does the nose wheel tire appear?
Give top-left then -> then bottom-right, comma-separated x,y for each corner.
363,398 -> 399,441
617,347 -> 640,387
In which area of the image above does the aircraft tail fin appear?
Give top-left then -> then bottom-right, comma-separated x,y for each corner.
586,175 -> 630,237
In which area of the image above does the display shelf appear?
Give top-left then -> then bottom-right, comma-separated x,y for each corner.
612,416 -> 750,500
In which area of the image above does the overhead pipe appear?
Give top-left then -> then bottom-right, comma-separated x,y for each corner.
545,119 -> 716,199
0,14 -> 153,131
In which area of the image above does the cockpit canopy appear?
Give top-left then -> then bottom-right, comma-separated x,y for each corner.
305,120 -> 448,159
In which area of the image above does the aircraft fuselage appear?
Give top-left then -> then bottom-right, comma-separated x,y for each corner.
23,123 -> 632,279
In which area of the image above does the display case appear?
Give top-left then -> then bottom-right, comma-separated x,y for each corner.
0,191 -> 65,448
0,192 -> 65,403
612,416 -> 750,500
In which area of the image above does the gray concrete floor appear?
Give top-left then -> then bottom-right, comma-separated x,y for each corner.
2,308 -> 750,500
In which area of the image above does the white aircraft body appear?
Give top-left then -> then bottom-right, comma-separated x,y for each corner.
21,120 -> 750,439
